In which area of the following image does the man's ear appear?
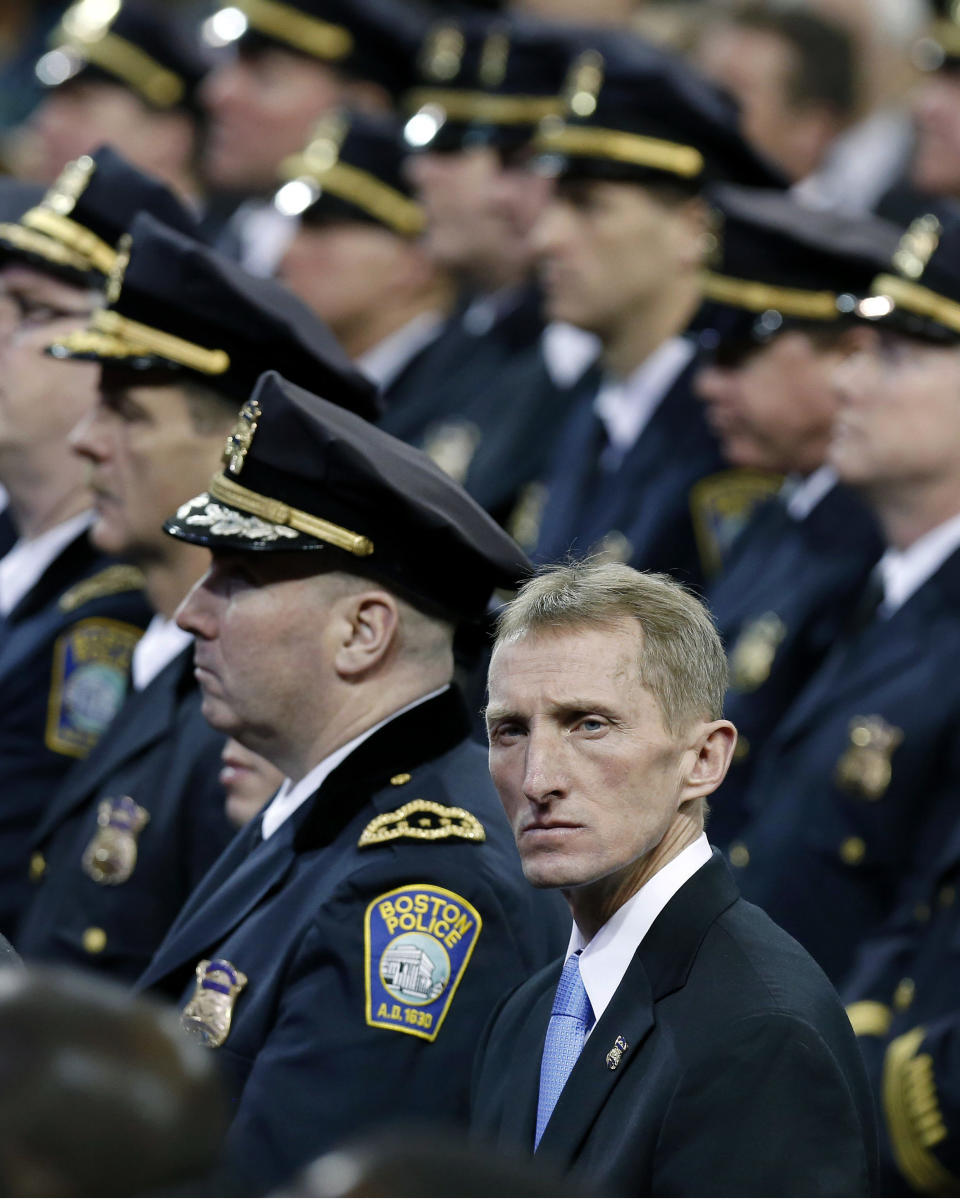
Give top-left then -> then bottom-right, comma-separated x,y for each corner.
680,720 -> 738,803
332,589 -> 400,679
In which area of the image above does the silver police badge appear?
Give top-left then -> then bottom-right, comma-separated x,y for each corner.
81,795 -> 150,885
180,959 -> 248,1048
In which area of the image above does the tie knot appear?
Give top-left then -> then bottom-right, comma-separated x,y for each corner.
552,952 -> 592,1024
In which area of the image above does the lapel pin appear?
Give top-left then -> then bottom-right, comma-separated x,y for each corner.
606,1034 -> 629,1070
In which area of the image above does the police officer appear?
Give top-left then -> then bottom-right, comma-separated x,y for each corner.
521,36 -> 784,587
0,146 -> 199,935
731,214 -> 960,984
138,370 -> 569,1190
15,215 -> 377,983
696,187 -> 895,844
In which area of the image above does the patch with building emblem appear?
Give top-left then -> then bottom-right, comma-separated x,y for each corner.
690,469 -> 782,576
358,800 -> 485,847
364,884 -> 481,1041
45,619 -> 141,757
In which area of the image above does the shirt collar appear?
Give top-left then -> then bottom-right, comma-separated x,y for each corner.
0,510 -> 93,617
569,833 -> 712,1033
131,614 -> 193,691
593,336 -> 695,453
260,684 -> 450,839
782,465 -> 838,522
878,508 -> 960,616
356,311 -> 445,389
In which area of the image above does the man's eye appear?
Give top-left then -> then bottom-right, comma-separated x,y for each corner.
579,717 -> 607,733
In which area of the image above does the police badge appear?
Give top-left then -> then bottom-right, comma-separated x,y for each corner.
180,959 -> 248,1048
223,397 -> 262,475
728,613 -> 787,692
835,715 -> 903,801
81,795 -> 150,884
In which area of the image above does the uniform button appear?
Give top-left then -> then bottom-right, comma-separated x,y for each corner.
729,842 -> 750,868
390,773 -> 411,787
939,885 -> 956,908
894,978 -> 915,1012
28,852 -> 46,883
840,837 -> 866,865
914,903 -> 932,924
82,927 -> 107,955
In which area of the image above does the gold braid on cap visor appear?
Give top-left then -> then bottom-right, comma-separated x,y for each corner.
405,88 -> 563,125
280,158 -> 424,236
533,122 -> 704,178
53,308 -> 231,375
60,31 -> 185,107
701,273 -> 840,319
234,0 -> 353,60
869,274 -> 960,337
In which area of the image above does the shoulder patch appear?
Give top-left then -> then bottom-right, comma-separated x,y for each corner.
358,800 -> 485,848
689,469 -> 782,577
364,884 -> 482,1041
46,619 -> 141,757
58,564 -> 146,613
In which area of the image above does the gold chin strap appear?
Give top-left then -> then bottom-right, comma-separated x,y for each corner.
54,308 -> 231,376
701,272 -> 840,320
209,472 -> 375,557
534,121 -> 704,179
235,0 -> 353,61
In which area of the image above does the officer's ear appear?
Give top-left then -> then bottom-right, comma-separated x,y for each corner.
333,588 -> 401,678
678,719 -> 737,804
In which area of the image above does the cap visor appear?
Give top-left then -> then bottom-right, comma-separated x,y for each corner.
164,491 -> 325,552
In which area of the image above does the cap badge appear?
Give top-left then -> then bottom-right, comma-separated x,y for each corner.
893,214 -> 942,281
180,959 -> 248,1048
606,1035 -> 629,1070
81,794 -> 150,885
46,153 -> 96,217
105,232 -> 131,305
479,29 -> 509,88
835,715 -> 903,801
303,111 -> 348,173
420,24 -> 465,82
223,397 -> 261,475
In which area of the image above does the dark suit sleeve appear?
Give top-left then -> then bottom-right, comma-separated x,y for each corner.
652,1012 -> 873,1197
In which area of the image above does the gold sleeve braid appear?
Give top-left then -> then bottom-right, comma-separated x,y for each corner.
883,1026 -> 960,1195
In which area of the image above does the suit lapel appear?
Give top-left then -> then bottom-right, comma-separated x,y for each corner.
34,649 -> 191,841
536,855 -> 740,1166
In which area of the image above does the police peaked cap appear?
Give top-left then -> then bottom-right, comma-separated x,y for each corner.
207,0 -> 429,99
854,214 -> 960,346
532,34 -> 786,190
165,370 -> 532,619
704,187 -> 903,335
278,110 -> 424,237
50,212 -> 379,419
39,0 -> 209,114
0,145 -> 197,288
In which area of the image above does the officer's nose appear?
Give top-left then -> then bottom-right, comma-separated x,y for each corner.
175,568 -> 219,640
521,728 -> 568,805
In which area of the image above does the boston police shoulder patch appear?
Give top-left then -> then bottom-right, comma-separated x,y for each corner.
358,800 -> 485,848
364,884 -> 482,1042
46,618 -> 141,757
689,468 -> 782,576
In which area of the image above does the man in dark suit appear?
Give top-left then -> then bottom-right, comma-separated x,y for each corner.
0,147 -> 200,934
16,215 -> 377,983
137,371 -> 568,1191
731,215 -> 960,985
518,39 -> 785,587
697,187 -> 896,845
474,561 -> 876,1196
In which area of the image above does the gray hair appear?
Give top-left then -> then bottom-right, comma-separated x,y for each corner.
493,561 -> 726,734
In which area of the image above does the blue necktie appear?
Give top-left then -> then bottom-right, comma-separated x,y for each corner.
535,951 -> 594,1148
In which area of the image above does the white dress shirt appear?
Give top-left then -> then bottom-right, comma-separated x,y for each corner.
877,508 -> 960,617
540,321 -> 601,388
260,685 -> 449,839
356,311 -> 445,390
0,510 -> 93,617
131,615 -> 193,691
783,465 -> 839,522
569,834 -> 713,1035
593,336 -> 696,457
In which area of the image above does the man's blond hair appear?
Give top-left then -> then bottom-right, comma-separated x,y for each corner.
493,562 -> 726,734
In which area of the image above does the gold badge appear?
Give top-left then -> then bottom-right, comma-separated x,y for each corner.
420,23 -> 465,82
606,1034 -> 628,1070
422,420 -> 481,484
893,214 -> 942,280
563,50 -> 604,118
835,716 -> 903,801
45,153 -> 96,217
222,397 -> 262,475
359,800 -> 486,848
81,795 -> 149,884
180,959 -> 248,1048
728,613 -> 786,692
105,232 -> 131,305
479,29 -> 509,88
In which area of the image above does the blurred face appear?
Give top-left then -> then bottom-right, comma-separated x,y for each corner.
202,48 -> 344,192
486,621 -> 694,899
69,380 -> 229,560
911,72 -> 960,198
532,179 -> 701,338
696,329 -> 846,474
19,82 -> 160,186
485,157 -> 552,271
176,553 -> 337,756
406,146 -> 514,281
830,326 -> 960,489
0,265 -> 98,459
220,737 -> 284,828
278,220 -> 415,344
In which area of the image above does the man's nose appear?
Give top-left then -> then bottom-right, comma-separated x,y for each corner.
521,729 -> 567,804
175,570 -> 218,639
